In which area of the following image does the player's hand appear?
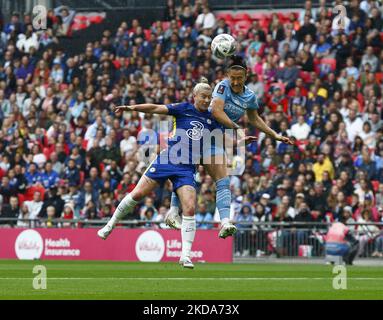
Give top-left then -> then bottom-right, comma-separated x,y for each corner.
113,105 -> 132,114
236,127 -> 245,140
239,136 -> 258,145
275,134 -> 295,145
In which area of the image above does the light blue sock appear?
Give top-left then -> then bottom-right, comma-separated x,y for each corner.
170,192 -> 180,210
216,177 -> 231,222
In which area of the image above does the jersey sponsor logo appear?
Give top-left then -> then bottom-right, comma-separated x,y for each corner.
225,103 -> 244,120
186,121 -> 205,140
217,85 -> 226,94
232,98 -> 240,105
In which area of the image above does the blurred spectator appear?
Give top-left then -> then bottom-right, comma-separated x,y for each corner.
234,203 -> 254,257
356,209 -> 381,257
164,0 -> 177,21
195,5 -> 216,31
325,220 -> 359,265
23,191 -> 43,220
38,185 -> 64,219
0,195 -> 19,226
54,6 -> 76,37
195,203 -> 213,229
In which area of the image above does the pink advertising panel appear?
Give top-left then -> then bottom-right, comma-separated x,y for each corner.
0,228 -> 233,263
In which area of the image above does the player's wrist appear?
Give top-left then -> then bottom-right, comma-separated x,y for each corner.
232,122 -> 240,130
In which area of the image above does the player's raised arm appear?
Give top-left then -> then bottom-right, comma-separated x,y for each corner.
247,109 -> 294,145
113,103 -> 169,115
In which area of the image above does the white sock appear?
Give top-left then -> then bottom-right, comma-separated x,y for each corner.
181,215 -> 196,259
221,217 -> 230,226
107,194 -> 137,228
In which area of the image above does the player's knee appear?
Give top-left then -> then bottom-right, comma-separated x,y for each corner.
182,202 -> 195,217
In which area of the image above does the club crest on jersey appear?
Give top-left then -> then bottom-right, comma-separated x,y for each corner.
217,85 -> 226,94
186,121 -> 204,140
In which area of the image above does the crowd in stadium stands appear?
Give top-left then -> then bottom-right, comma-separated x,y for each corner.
0,0 -> 383,257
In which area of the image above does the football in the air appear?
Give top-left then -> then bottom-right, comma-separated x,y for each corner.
211,33 -> 237,59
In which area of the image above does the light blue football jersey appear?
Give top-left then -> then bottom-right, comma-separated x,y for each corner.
211,78 -> 259,123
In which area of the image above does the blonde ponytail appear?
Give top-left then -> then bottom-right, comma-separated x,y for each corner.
193,77 -> 211,95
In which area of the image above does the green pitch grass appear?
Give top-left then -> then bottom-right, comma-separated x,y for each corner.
0,260 -> 382,300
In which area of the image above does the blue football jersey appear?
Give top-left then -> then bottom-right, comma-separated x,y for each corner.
164,102 -> 223,165
212,78 -> 259,123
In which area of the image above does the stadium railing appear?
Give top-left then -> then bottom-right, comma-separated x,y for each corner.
1,218 -> 382,259
51,0 -> 316,11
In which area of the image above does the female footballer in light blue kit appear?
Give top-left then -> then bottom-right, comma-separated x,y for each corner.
166,56 -> 294,239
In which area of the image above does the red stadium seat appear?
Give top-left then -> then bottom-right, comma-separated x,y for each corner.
74,15 -> 87,22
82,139 -> 88,150
320,58 -> 336,71
144,29 -> 152,41
372,180 -> 379,193
315,58 -> 336,76
277,12 -> 289,23
216,12 -> 234,22
80,171 -> 85,185
376,72 -> 383,84
162,21 -> 170,30
299,71 -> 311,83
233,12 -> 251,21
225,20 -> 236,30
251,12 -> 269,21
259,18 -> 270,30
43,147 -> 51,160
24,186 -> 46,201
88,15 -> 104,24
17,194 -> 25,206
71,22 -> 88,31
233,20 -> 252,34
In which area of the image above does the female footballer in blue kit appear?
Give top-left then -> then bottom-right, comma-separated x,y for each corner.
97,80 -> 225,268
166,56 -> 294,239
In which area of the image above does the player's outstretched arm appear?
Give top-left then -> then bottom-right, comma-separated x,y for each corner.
247,109 -> 294,145
211,98 -> 241,129
113,104 -> 169,115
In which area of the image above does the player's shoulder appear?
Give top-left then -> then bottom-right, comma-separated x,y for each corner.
167,102 -> 193,116
243,85 -> 256,98
167,101 -> 191,111
243,85 -> 258,102
214,79 -> 230,95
